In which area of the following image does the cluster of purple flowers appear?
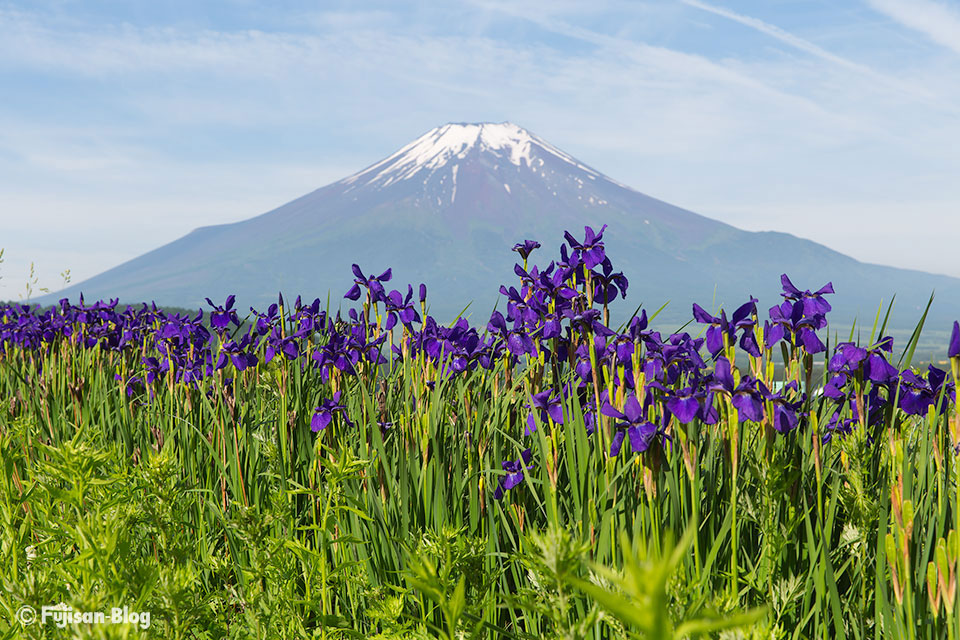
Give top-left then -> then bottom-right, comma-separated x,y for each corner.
818,336 -> 955,442
2,225 -> 959,504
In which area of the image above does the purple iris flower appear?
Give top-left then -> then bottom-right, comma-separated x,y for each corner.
900,372 -> 930,416
534,262 -> 580,304
512,262 -> 539,291
487,311 -> 536,357
362,333 -> 389,366
770,274 -> 834,355
512,240 -> 541,260
263,325 -> 301,363
772,404 -> 800,433
875,335 -> 894,353
691,303 -> 726,355
142,356 -> 169,384
158,319 -> 189,342
311,331 -> 362,379
384,286 -> 421,330
829,343 -> 868,373
601,395 -> 658,456
732,386 -> 765,422
535,309 -> 563,341
692,299 -> 758,357
572,335 -> 611,384
493,448 -> 533,500
709,356 -> 766,422
822,411 -> 855,444
828,340 -> 898,386
823,373 -> 848,400
218,334 -> 259,371
665,387 -> 700,424
310,391 -> 354,431
258,320 -> 313,363
344,264 -> 392,302
764,321 -> 785,350
205,295 -> 240,332
592,257 -> 629,303
768,300 -> 827,355
780,274 -> 834,316
628,310 -> 650,337
610,332 -> 637,366
525,389 -> 565,435
900,366 -> 955,416
760,381 -> 805,433
730,298 -> 762,357
564,308 -> 614,342
499,285 -> 541,326
564,225 -> 608,270
252,303 -> 280,336
555,243 -> 582,280
863,352 -> 899,385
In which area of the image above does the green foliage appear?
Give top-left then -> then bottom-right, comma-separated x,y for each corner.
509,526 -> 601,640
570,527 -> 767,639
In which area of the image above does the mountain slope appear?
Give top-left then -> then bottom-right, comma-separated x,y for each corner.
41,122 -> 960,336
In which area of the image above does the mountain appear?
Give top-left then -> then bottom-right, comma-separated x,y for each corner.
39,122 -> 960,342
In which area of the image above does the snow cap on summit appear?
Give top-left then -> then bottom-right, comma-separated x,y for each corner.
340,122 -> 600,190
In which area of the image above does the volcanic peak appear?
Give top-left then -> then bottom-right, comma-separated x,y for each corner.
339,122 -> 600,190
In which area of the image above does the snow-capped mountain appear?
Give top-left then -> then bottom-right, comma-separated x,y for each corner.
42,122 -> 960,332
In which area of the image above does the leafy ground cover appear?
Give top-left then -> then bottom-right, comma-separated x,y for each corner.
1,227 -> 959,639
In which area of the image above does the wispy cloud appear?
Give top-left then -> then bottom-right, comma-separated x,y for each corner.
866,0 -> 960,56
472,1 -> 828,107
680,0 -> 935,101
0,10 -> 329,76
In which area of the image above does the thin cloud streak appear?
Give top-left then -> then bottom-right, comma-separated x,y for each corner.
681,0 -> 938,102
866,0 -> 960,56
469,0 -> 850,125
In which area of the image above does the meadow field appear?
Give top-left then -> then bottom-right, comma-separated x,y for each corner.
2,227 -> 959,639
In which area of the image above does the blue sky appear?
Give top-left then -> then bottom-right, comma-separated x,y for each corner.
2,0 -> 959,297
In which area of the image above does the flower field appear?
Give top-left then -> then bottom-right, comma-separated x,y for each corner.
2,226 -> 960,639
